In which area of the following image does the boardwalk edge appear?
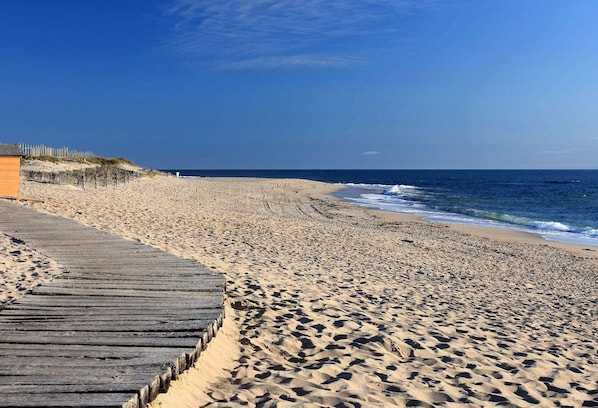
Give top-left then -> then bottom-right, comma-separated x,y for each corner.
134,310 -> 226,407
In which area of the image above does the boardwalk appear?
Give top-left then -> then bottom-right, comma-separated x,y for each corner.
0,200 -> 225,408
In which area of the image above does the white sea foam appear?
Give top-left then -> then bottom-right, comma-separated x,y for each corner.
340,183 -> 598,247
530,221 -> 571,232
384,184 -> 419,195
343,182 -> 392,189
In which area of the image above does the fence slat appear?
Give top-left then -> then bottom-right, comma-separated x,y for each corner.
19,144 -> 94,159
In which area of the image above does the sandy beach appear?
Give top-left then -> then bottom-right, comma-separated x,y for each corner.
2,174 -> 597,407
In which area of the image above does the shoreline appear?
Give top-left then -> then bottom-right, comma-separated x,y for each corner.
6,175 -> 598,407
321,182 -> 598,260
333,186 -> 598,251
369,204 -> 598,260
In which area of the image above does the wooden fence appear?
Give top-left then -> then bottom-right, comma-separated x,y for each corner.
22,166 -> 141,189
19,144 -> 95,159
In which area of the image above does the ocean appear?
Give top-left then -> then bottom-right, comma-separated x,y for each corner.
165,169 -> 598,247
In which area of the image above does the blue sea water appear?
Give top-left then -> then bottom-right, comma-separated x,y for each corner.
166,169 -> 598,247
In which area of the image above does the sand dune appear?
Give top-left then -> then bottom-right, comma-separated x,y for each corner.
6,175 -> 597,407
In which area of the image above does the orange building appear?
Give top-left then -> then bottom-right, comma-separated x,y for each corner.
0,144 -> 24,199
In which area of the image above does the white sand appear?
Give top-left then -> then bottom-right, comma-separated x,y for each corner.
4,174 -> 597,407
0,231 -> 64,307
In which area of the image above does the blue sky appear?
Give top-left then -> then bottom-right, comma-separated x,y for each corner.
1,0 -> 597,169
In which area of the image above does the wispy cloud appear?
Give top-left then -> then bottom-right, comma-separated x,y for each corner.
162,0 -> 438,70
363,150 -> 381,156
209,54 -> 364,71
538,147 -> 588,155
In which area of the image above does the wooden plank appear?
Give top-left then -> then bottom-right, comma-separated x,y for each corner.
0,392 -> 138,408
0,307 -> 222,318
39,280 -> 223,291
0,355 -> 180,369
12,295 -> 223,308
0,344 -> 185,359
0,374 -> 162,390
6,306 -> 218,317
0,362 -> 171,379
31,286 -> 222,297
0,199 -> 225,407
0,384 -> 143,395
0,315 -> 219,325
54,275 -> 216,282
0,331 -> 204,347
0,318 -> 216,332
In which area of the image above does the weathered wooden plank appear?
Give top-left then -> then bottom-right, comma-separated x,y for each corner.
0,331 -> 204,347
0,375 -> 161,390
0,305 -> 220,315
62,270 -> 218,277
0,373 -> 163,400
0,307 -> 222,318
39,280 -> 224,291
31,286 -> 222,297
0,344 -> 184,359
0,318 -> 216,332
0,316 -> 218,326
53,275 -> 220,283
0,384 -> 144,395
39,255 -> 197,263
0,392 -> 138,408
55,269 -> 219,277
0,362 -> 171,379
0,355 -> 179,369
12,295 -> 223,308
0,199 -> 225,407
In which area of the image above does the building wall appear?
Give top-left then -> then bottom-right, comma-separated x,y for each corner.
0,156 -> 21,198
